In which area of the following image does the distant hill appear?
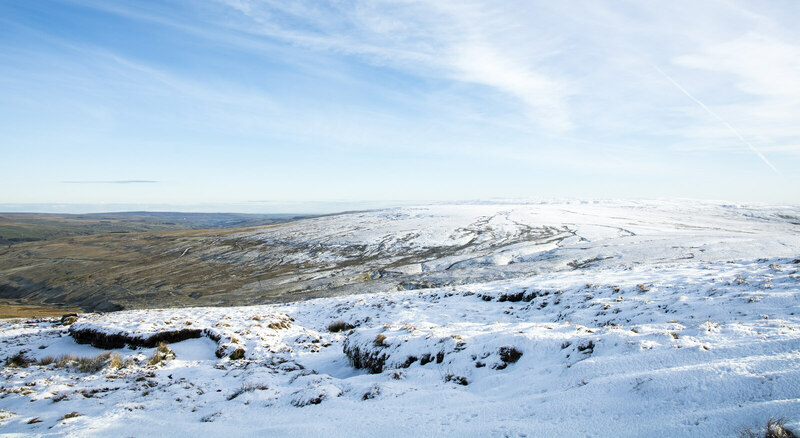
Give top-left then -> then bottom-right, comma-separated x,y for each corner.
0,212 -> 314,245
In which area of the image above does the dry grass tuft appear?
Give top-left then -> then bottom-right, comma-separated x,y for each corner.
739,418 -> 798,438
148,342 -> 175,366
59,412 -> 82,421
108,353 -> 125,370
43,352 -> 113,373
267,319 -> 292,330
77,354 -> 109,373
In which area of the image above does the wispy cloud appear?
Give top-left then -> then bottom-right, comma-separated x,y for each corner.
59,0 -> 800,155
211,0 -> 573,130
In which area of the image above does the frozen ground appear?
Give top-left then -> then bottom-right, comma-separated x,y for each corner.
1,201 -> 799,436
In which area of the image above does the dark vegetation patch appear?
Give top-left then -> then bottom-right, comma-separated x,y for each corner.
497,291 -> 526,302
327,320 -> 355,333
4,352 -> 32,368
486,289 -> 551,303
419,353 -> 444,365
344,334 -> 449,374
399,356 -> 418,368
498,346 -> 523,364
343,343 -> 388,374
69,327 -> 203,349
577,341 -> 595,355
227,384 -> 269,401
444,374 -> 468,385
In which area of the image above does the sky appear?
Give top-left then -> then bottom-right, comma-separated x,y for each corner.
1,0 -> 799,213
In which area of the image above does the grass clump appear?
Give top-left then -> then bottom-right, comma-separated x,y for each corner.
227,383 -> 269,400
267,319 -> 292,330
75,353 -> 110,373
148,342 -> 175,366
41,352 -> 113,373
374,333 -> 388,347
59,412 -> 82,421
108,353 -> 125,370
327,320 -> 355,333
739,418 -> 797,438
4,352 -> 32,368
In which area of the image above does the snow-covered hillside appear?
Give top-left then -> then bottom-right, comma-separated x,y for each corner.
1,201 -> 799,436
224,199 -> 800,300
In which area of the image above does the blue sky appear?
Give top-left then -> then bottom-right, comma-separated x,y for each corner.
1,0 -> 799,213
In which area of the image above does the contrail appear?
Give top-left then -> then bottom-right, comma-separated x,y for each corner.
653,65 -> 779,174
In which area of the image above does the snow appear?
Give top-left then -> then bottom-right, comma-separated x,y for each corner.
1,201 -> 799,437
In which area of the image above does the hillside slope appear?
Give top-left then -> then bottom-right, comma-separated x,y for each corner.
1,257 -> 798,436
1,200 -> 798,311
